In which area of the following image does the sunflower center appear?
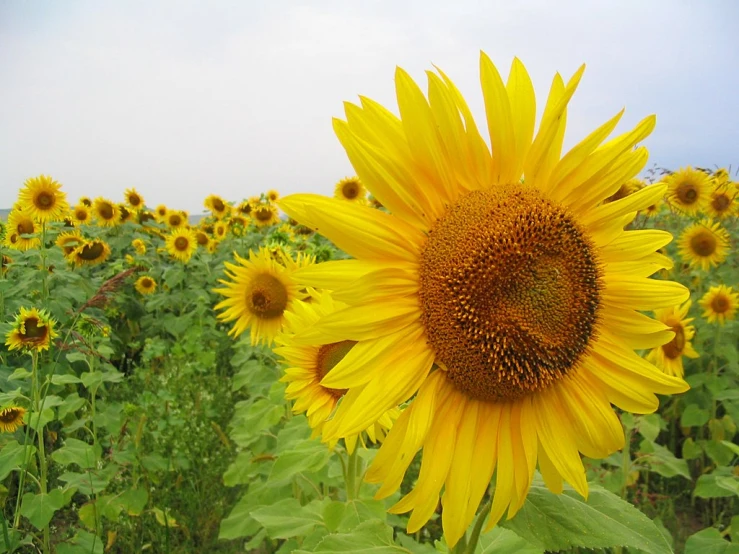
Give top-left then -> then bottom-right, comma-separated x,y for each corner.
0,408 -> 22,424
78,242 -> 105,260
169,215 -> 182,226
711,295 -> 730,314
22,317 -> 47,340
196,232 -> 209,246
17,220 -> 34,235
248,274 -> 288,319
418,186 -> 602,402
677,184 -> 698,204
690,231 -> 716,257
130,194 -> 142,206
712,194 -> 730,212
315,340 -> 356,399
99,203 -> 114,220
174,237 -> 189,251
141,278 -> 153,289
662,324 -> 685,359
75,209 -> 87,220
37,191 -> 54,208
255,207 -> 272,222
342,182 -> 360,199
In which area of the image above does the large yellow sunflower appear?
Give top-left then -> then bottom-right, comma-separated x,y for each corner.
275,291 -> 398,452
699,285 -> 738,325
213,247 -> 311,344
706,186 -> 737,220
56,230 -> 86,256
70,239 -> 112,267
17,175 -> 69,223
278,54 -> 689,545
93,198 -> 120,227
135,275 -> 157,295
5,307 -> 58,352
70,204 -> 92,226
647,300 -> 698,378
6,210 -> 41,251
165,228 -> 197,263
664,167 -> 713,215
0,406 -> 27,433
124,188 -> 145,211
678,219 -> 730,271
253,204 -> 280,227
334,176 -> 367,203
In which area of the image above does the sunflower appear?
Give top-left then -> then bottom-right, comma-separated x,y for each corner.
93,198 -> 120,227
132,239 -> 147,255
642,198 -> 662,218
214,247 -> 311,344
0,406 -> 27,433
5,307 -> 58,352
603,178 -> 643,204
78,196 -> 93,207
275,292 -> 397,451
213,221 -> 229,241
194,230 -> 211,249
70,204 -> 92,226
155,204 -> 169,222
278,54 -> 689,545
165,228 -> 197,262
56,230 -> 86,256
118,204 -> 134,224
678,219 -> 730,271
166,210 -> 188,229
646,301 -> 698,378
6,210 -> 40,251
699,285 -> 738,325
664,167 -> 713,215
253,204 -> 280,227
267,189 -> 280,203
705,186 -> 737,220
135,275 -> 157,295
124,188 -> 145,211
713,168 -> 730,187
138,210 -> 157,225
334,176 -> 367,203
17,175 -> 69,223
204,194 -> 231,219
237,200 -> 254,216
1,254 -> 12,275
70,239 -> 112,267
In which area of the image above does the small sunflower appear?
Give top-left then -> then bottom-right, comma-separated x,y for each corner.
0,406 -> 27,433
706,186 -> 737,220
194,230 -> 211,249
5,307 -> 58,352
205,195 -> 231,219
1,254 -> 12,275
155,204 -> 169,222
253,204 -> 280,227
70,239 -> 112,267
642,198 -> 662,218
165,228 -> 197,263
267,189 -> 280,203
78,196 -> 93,207
135,275 -> 157,295
6,210 -> 41,251
275,292 -> 398,451
213,221 -> 229,241
118,204 -> 134,224
17,175 -> 69,223
334,176 -> 367,203
713,168 -> 730,187
699,285 -> 738,325
70,204 -> 92,226
138,210 -> 157,225
647,301 -> 699,378
603,178 -> 643,204
166,211 -> 188,229
93,198 -> 120,227
124,188 -> 145,211
56,230 -> 86,256
213,247 -> 311,344
678,219 -> 730,271
132,239 -> 147,255
237,200 -> 254,216
664,167 -> 713,215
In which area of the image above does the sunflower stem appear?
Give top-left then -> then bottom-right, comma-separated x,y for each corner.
620,421 -> 632,501
345,447 -> 358,501
463,499 -> 491,554
31,351 -> 50,554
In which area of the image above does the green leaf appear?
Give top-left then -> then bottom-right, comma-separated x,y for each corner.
269,439 -> 331,483
51,438 -> 101,469
119,488 -> 149,516
58,465 -> 117,495
684,528 -> 739,554
639,440 -> 691,479
232,359 -> 264,392
7,367 -> 32,381
296,519 -> 410,554
0,440 -> 36,481
638,414 -> 662,442
20,489 -> 67,530
681,404 -> 710,427
51,374 -> 82,385
58,392 -> 86,420
682,438 -> 703,460
694,474 -> 739,498
251,498 -> 325,539
703,440 -> 736,467
715,390 -> 739,402
500,478 -> 672,554
80,369 -> 123,389
55,530 -> 104,554
477,527 -> 544,554
721,440 -> 739,458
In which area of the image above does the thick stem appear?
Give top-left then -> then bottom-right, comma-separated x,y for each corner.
463,500 -> 492,554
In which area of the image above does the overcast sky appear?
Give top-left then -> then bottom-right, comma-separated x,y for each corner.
1,1 -> 737,213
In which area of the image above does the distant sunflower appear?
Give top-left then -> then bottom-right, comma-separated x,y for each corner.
279,54 -> 689,545
214,247 -> 311,344
138,210 -> 157,226
706,186 -> 737,220
78,196 -> 93,207
1,254 -> 12,275
124,188 -> 145,211
603,178 -> 643,204
642,198 -> 662,218
699,285 -> 738,325
267,189 -> 280,203
211,221 -> 227,241
165,228 -> 197,262
17,175 -> 69,223
135,275 -> 157,295
5,307 -> 58,352
253,204 -> 280,227
0,406 -> 27,433
275,292 -> 398,451
713,168 -> 730,187
70,204 -> 92,226
664,167 -> 713,215
56,230 -> 85,256
70,239 -> 112,267
118,204 -> 134,224
678,219 -> 730,270
237,200 -> 254,216
166,211 -> 188,229
194,230 -> 211,249
6,211 -> 40,251
155,205 -> 169,222
93,198 -> 120,227
334,176 -> 366,203
647,301 -> 698,378
132,239 -> 147,255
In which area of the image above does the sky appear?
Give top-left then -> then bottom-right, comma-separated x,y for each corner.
1,0 -> 737,213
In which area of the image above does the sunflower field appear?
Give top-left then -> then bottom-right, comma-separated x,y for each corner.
1,56 -> 738,554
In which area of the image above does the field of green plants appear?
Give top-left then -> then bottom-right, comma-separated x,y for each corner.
0,164 -> 736,554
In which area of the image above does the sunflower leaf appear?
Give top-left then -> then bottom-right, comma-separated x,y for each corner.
500,477 -> 673,554
294,519 -> 410,554
684,528 -> 739,554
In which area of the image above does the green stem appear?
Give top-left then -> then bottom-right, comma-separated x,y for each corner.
32,352 -> 50,554
0,509 -> 11,552
345,447 -> 358,501
621,422 -> 631,501
463,500 -> 492,554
